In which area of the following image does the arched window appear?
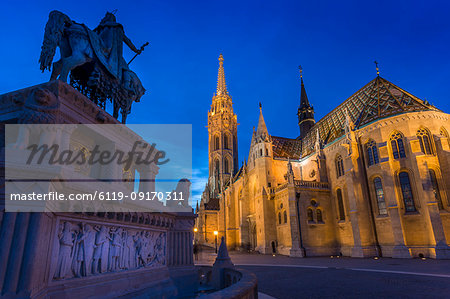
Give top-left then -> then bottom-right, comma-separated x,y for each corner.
260,149 -> 263,156
335,155 -> 344,178
316,209 -> 323,222
266,148 -> 269,156
224,134 -> 229,149
278,212 -> 281,224
390,131 -> 406,159
224,158 -> 229,174
417,128 -> 434,155
440,127 -> 449,138
337,189 -> 345,220
307,208 -> 314,222
215,159 -> 220,174
373,177 -> 387,215
366,140 -> 379,166
283,210 -> 287,223
429,169 -> 444,210
399,172 -> 416,212
214,135 -> 220,150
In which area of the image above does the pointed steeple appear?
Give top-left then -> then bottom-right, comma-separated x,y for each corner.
299,66 -> 311,109
256,103 -> 269,137
216,54 -> 228,96
297,65 -> 315,139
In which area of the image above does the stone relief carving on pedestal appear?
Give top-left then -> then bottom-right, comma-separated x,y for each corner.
53,220 -> 167,280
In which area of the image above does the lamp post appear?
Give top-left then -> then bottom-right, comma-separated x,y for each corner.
193,227 -> 198,244
193,228 -> 199,261
214,230 -> 218,253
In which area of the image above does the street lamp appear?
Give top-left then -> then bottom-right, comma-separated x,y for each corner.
194,228 -> 198,233
214,230 -> 218,253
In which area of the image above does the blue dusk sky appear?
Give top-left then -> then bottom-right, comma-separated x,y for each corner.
1,0 -> 450,206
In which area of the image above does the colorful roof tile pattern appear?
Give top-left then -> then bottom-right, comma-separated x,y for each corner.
272,136 -> 302,159
300,76 -> 439,156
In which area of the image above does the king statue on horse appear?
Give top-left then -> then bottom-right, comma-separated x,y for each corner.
39,10 -> 148,123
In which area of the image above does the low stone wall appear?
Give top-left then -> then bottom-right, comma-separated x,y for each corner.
197,266 -> 258,299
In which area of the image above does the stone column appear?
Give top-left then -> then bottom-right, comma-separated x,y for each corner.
138,166 -> 158,193
288,185 -> 305,257
420,163 -> 450,259
344,172 -> 364,257
382,174 -> 411,258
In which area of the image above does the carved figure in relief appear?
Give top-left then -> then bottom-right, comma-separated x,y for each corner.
54,222 -> 74,279
72,223 -> 96,277
92,225 -> 111,274
153,233 -> 166,266
108,227 -> 123,271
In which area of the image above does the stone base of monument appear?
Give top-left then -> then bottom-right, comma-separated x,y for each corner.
0,81 -> 197,298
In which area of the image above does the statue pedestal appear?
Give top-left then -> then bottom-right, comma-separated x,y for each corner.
0,81 -> 196,298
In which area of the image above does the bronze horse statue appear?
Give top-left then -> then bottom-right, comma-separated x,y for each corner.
39,10 -> 146,123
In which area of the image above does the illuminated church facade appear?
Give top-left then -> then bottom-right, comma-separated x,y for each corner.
196,55 -> 450,259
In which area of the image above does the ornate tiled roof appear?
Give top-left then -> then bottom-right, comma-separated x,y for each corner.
301,76 -> 440,156
272,136 -> 302,159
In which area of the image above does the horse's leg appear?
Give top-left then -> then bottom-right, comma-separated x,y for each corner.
50,59 -> 63,81
59,34 -> 90,82
58,53 -> 86,82
113,100 -> 119,119
121,111 -> 127,124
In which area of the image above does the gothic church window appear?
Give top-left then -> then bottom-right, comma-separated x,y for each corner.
417,128 -> 434,155
399,172 -> 416,212
278,212 -> 281,224
373,177 -> 387,215
335,155 -> 344,178
366,140 -> 379,166
390,131 -> 406,159
224,158 -> 229,174
316,209 -> 323,222
215,135 -> 220,150
440,127 -> 450,147
307,208 -> 314,222
215,159 -> 220,174
337,189 -> 345,221
224,134 -> 229,149
429,169 -> 444,210
283,210 -> 287,223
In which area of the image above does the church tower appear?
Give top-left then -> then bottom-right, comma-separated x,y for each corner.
207,54 -> 239,197
297,66 -> 315,139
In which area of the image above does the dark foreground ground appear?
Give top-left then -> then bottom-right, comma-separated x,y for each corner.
239,265 -> 449,299
196,248 -> 450,298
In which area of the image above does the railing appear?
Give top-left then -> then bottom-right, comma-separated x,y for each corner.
275,180 -> 330,193
294,180 -> 330,190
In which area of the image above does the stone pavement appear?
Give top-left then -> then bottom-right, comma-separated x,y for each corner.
195,250 -> 450,298
196,250 -> 450,277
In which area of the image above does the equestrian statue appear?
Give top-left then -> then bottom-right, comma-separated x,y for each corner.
39,10 -> 148,123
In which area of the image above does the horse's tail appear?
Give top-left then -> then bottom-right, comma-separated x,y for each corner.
39,10 -> 71,72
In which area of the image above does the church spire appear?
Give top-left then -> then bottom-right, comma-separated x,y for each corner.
216,54 -> 228,96
297,65 -> 315,139
256,102 -> 269,137
299,66 -> 310,109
